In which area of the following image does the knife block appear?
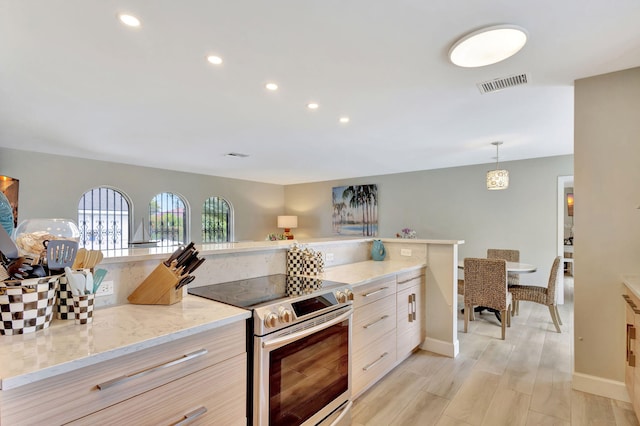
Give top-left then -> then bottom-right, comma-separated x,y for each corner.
128,262 -> 183,305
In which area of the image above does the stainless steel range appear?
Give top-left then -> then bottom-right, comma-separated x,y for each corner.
189,274 -> 354,426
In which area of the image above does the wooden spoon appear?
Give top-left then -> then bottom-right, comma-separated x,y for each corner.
73,248 -> 87,269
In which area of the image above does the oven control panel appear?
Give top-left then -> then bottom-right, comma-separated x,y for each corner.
254,286 -> 353,335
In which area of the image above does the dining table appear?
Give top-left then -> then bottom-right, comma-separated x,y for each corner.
457,259 -> 537,273
457,259 -> 537,322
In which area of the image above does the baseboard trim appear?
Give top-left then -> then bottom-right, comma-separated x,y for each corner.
420,337 -> 459,358
572,372 -> 630,402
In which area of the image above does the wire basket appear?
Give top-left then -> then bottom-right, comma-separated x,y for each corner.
0,275 -> 60,335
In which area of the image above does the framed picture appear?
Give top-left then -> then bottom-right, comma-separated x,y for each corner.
0,176 -> 19,228
332,184 -> 378,236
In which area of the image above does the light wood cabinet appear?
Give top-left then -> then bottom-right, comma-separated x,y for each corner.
352,276 -> 397,397
624,289 -> 640,418
68,353 -> 246,426
0,321 -> 247,425
396,269 -> 425,361
351,269 -> 426,398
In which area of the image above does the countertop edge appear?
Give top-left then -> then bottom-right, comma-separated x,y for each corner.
100,237 -> 463,264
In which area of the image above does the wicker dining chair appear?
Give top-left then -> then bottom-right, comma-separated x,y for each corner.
508,256 -> 562,333
463,258 -> 512,340
487,248 -> 520,286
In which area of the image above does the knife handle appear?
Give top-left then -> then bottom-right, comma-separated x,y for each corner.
186,257 -> 205,274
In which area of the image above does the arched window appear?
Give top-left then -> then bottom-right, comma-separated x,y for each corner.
78,187 -> 131,250
202,197 -> 233,243
149,192 -> 188,247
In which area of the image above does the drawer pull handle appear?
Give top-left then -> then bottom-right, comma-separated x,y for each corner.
412,293 -> 417,321
398,275 -> 423,285
363,352 -> 389,371
363,315 -> 389,329
172,406 -> 208,426
362,287 -> 389,298
623,294 -> 637,308
97,349 -> 208,390
622,295 -> 640,313
630,352 -> 636,368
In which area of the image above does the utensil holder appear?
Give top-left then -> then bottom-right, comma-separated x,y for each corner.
127,262 -> 182,305
73,293 -> 95,324
0,275 -> 59,335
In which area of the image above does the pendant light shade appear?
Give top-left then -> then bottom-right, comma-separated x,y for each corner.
486,142 -> 509,190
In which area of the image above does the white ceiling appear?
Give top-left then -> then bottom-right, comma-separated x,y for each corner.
1,1 -> 639,185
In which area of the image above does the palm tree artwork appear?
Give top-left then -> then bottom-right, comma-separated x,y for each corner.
332,184 -> 378,236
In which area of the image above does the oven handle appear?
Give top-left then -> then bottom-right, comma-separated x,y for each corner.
262,308 -> 353,351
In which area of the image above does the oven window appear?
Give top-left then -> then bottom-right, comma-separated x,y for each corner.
269,319 -> 349,426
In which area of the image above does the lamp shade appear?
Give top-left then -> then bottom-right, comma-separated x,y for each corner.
567,193 -> 574,216
277,215 -> 298,229
486,169 -> 509,190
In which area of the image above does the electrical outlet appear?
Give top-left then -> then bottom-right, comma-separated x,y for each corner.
325,253 -> 334,261
96,280 -> 114,297
400,249 -> 412,257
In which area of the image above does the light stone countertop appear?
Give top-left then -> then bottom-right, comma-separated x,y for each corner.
99,237 -> 462,265
316,260 -> 426,286
0,295 -> 250,390
623,274 -> 640,299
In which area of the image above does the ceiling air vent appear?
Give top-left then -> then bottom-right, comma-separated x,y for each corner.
225,152 -> 249,158
477,73 -> 530,94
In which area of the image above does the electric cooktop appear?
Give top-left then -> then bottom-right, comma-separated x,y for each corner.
187,273 -> 349,309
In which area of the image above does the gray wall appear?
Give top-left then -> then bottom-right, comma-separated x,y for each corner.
574,67 -> 640,385
0,147 -> 285,242
284,154 -> 574,285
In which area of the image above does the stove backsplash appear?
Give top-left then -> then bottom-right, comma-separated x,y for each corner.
90,240 -> 370,307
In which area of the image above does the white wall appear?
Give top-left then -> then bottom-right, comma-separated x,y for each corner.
0,147 -> 285,242
284,155 -> 574,285
574,67 -> 640,394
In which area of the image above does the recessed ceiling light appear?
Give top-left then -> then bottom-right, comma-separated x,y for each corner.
307,103 -> 319,110
207,55 -> 223,65
339,117 -> 350,123
118,14 -> 141,27
265,83 -> 278,91
449,25 -> 527,68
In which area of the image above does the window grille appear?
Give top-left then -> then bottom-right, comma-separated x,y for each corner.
202,197 -> 233,243
78,187 -> 131,250
149,192 -> 188,247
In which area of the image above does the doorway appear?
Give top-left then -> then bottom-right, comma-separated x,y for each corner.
556,175 -> 574,304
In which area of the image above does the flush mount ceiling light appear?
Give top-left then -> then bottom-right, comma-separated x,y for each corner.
207,55 -> 223,65
449,25 -> 527,68
307,102 -> 319,110
265,83 -> 278,91
486,141 -> 509,190
118,13 -> 141,27
339,116 -> 350,123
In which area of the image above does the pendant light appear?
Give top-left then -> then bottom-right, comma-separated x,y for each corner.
486,141 -> 509,190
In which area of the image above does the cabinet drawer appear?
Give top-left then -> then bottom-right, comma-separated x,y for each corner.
68,352 -> 246,426
397,268 -> 424,285
353,330 -> 396,397
0,321 -> 246,426
353,295 -> 396,353
353,276 -> 396,309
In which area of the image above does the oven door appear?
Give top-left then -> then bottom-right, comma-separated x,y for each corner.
254,306 -> 352,426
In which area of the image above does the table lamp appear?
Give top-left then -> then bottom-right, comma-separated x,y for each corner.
277,215 -> 298,240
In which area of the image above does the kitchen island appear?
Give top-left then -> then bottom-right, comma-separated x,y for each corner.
0,236 -> 462,424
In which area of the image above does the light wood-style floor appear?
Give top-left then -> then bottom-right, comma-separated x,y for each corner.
352,276 -> 639,425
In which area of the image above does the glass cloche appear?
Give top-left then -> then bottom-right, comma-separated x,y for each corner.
13,218 -> 80,260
